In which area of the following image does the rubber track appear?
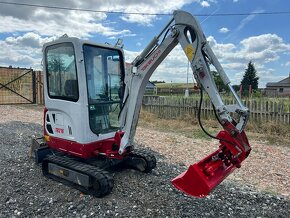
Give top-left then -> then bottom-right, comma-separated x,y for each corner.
42,155 -> 113,197
129,149 -> 157,172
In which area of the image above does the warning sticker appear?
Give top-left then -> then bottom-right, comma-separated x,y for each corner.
184,44 -> 195,61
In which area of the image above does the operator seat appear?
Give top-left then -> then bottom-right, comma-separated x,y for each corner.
64,79 -> 78,99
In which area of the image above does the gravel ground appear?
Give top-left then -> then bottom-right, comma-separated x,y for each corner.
135,129 -> 290,198
0,105 -> 289,217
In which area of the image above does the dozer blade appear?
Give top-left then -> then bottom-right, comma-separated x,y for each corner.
172,130 -> 251,198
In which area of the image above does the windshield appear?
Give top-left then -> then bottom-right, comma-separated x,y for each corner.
83,44 -> 125,135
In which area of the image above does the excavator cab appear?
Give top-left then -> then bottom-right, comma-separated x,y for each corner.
43,37 -> 126,158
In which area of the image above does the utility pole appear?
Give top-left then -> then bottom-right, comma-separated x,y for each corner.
185,60 -> 189,97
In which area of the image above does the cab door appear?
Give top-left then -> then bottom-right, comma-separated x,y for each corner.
43,42 -> 81,150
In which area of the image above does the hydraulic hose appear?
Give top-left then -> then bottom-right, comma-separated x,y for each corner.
197,87 -> 238,148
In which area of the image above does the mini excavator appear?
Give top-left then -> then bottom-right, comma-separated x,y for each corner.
32,10 -> 251,197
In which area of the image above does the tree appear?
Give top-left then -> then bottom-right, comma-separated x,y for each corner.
47,53 -> 66,95
150,80 -> 165,84
240,61 -> 259,95
212,71 -> 228,92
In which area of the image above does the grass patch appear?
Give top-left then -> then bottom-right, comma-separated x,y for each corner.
139,111 -> 224,141
155,83 -> 195,89
245,121 -> 290,146
139,110 -> 290,147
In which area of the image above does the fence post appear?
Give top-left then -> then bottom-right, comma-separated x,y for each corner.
288,105 -> 290,125
32,70 -> 36,104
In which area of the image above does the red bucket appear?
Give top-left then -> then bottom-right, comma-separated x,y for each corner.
172,149 -> 237,197
172,130 -> 251,197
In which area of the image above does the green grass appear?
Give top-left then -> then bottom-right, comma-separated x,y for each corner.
138,111 -> 222,141
139,110 -> 290,147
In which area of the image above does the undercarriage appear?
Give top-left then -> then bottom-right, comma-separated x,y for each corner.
32,137 -> 156,197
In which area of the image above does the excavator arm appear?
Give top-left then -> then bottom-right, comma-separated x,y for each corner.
119,10 -> 251,197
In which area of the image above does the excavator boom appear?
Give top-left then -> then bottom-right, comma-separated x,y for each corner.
119,10 -> 251,197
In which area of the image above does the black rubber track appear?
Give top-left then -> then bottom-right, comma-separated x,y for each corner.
42,155 -> 113,197
129,149 -> 157,173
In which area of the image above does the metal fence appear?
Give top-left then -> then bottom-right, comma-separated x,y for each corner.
142,96 -> 290,125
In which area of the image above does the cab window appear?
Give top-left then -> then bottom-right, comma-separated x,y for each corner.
45,42 -> 79,101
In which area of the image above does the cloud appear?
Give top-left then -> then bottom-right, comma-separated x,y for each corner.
0,1 -> 146,37
125,45 -> 191,83
1,32 -> 289,86
208,34 -> 290,64
0,39 -> 40,68
207,34 -> 290,86
219,27 -> 230,33
257,69 -> 285,85
0,32 -> 56,69
0,10 -> 134,39
0,0 -> 217,37
0,0 -> 208,75
118,0 -> 200,25
207,36 -> 236,57
200,1 -> 210,7
221,63 -> 245,70
120,14 -> 157,26
0,1 -> 287,87
1,32 -> 289,83
285,62 -> 290,66
240,34 -> 290,53
0,0 -> 211,40
5,32 -> 56,48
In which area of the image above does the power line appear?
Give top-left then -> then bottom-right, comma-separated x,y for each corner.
0,1 -> 290,17
0,1 -> 168,15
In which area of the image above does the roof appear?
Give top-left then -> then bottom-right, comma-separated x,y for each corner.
266,83 -> 290,88
266,73 -> 290,88
276,76 -> 290,84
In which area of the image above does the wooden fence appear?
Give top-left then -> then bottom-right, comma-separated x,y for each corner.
35,71 -> 44,105
0,68 -> 44,105
142,96 -> 290,125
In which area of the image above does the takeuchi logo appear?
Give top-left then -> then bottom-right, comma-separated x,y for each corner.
141,49 -> 161,71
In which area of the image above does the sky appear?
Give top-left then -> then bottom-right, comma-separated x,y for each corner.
0,0 -> 289,87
